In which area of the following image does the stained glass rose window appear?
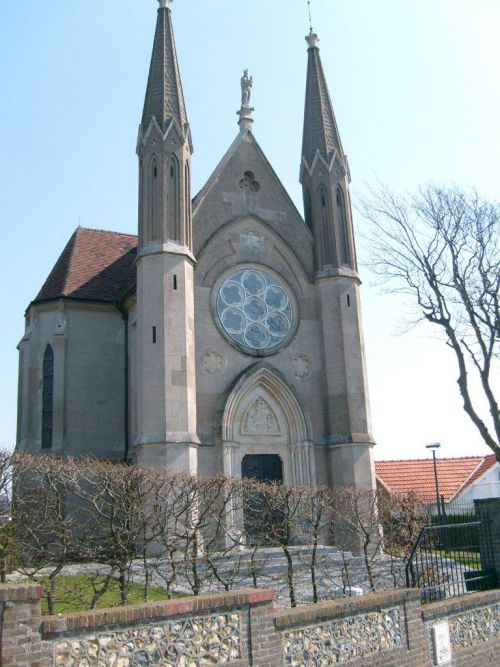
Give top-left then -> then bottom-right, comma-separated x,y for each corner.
216,269 -> 295,354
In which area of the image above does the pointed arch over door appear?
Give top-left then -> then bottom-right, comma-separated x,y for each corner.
222,363 -> 315,486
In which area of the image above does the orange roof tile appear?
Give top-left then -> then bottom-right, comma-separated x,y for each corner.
35,228 -> 137,304
375,456 -> 489,503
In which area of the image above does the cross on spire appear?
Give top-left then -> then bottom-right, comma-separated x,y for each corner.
307,0 -> 313,33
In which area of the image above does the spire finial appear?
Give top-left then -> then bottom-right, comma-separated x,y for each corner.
158,0 -> 171,9
236,69 -> 254,132
307,0 -> 313,33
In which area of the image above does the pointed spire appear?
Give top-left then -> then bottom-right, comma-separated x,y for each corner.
141,0 -> 189,136
302,31 -> 345,167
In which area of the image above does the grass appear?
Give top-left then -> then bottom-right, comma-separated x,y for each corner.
32,574 -> 175,615
426,549 -> 482,569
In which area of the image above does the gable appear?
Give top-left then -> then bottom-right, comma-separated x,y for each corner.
193,130 -> 314,279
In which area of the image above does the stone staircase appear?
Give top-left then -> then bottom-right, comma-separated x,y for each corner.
130,546 -> 405,607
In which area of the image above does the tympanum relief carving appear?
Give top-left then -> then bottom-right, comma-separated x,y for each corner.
241,396 -> 280,435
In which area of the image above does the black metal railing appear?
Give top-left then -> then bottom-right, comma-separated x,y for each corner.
405,521 -> 497,603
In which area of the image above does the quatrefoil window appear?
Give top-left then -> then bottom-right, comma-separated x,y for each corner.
239,171 -> 260,193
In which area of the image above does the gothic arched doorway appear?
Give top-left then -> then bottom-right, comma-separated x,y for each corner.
222,363 -> 316,487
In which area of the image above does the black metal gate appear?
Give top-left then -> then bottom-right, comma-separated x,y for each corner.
405,521 -> 497,602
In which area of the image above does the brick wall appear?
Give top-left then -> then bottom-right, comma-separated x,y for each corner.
0,584 -> 52,666
1,583 -> 499,666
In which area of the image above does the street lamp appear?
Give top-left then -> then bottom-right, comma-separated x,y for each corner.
426,442 -> 442,518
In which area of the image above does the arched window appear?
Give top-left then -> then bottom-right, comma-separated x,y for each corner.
303,190 -> 313,232
336,186 -> 351,266
41,345 -> 54,449
185,162 -> 191,249
319,186 -> 335,265
149,156 -> 160,241
167,155 -> 180,241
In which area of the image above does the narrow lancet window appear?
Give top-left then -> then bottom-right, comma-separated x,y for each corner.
41,345 -> 54,449
319,186 -> 335,265
304,190 -> 313,232
185,163 -> 191,249
150,156 -> 160,241
167,155 -> 180,242
336,186 -> 351,266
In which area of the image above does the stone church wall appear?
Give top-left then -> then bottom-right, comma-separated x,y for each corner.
18,302 -> 127,459
17,304 -> 63,453
64,305 -> 126,460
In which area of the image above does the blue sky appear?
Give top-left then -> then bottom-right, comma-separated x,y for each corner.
1,0 -> 498,460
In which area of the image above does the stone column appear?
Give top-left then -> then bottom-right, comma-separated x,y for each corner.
223,441 -> 240,478
290,442 -> 316,486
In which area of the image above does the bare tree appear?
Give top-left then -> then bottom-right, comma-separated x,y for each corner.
253,482 -> 305,607
361,184 -> 499,459
13,455 -> 89,614
298,486 -> 337,603
333,487 -> 383,593
377,489 -> 431,588
0,450 -> 15,581
72,459 -> 155,605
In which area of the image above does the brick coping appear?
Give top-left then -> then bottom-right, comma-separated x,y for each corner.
41,588 -> 276,638
274,589 -> 420,630
421,589 -> 500,622
0,583 -> 43,602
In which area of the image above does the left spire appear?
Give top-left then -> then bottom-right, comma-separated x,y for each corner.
141,0 -> 189,137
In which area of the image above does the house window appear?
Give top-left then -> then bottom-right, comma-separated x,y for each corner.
41,345 -> 54,449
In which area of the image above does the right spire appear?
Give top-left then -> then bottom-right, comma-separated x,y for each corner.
301,31 -> 346,170
300,29 -> 357,275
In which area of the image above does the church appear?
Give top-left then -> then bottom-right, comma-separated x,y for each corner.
16,0 -> 376,492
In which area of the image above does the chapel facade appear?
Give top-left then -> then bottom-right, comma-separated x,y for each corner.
16,0 -> 376,491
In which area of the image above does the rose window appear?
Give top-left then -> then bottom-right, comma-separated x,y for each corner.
216,269 -> 295,354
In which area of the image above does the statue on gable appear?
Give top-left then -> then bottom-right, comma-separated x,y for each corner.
241,69 -> 253,108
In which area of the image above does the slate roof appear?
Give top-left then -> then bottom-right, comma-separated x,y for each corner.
375,455 -> 497,503
35,228 -> 137,304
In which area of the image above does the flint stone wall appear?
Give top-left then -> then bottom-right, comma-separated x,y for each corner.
423,589 -> 500,667
1,584 -> 500,666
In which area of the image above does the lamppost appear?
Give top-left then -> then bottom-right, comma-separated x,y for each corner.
426,442 -> 442,519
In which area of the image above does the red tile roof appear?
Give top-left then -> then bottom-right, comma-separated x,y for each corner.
375,456 -> 495,503
35,228 -> 137,304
